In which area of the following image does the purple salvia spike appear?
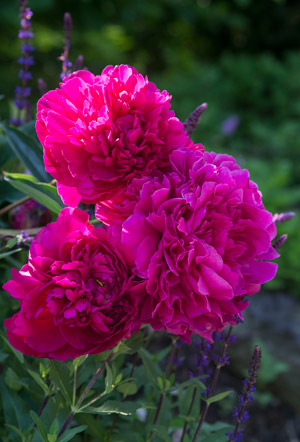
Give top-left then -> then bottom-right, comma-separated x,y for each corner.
273,211 -> 296,224
58,12 -> 73,79
11,0 -> 34,126
273,234 -> 288,251
226,345 -> 262,442
184,103 -> 208,136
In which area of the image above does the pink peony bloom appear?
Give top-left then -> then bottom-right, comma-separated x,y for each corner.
95,142 -> 204,226
122,148 -> 279,341
36,65 -> 192,206
3,208 -> 143,360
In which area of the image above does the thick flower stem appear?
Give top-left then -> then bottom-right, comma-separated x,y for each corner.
148,337 -> 177,441
191,326 -> 233,442
57,351 -> 114,438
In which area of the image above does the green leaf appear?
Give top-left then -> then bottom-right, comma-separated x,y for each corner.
27,369 -> 49,394
6,237 -> 18,249
4,174 -> 64,214
49,418 -> 59,434
57,425 -> 87,442
125,331 -> 144,352
151,425 -> 173,442
72,354 -> 88,370
83,400 -> 141,415
114,373 -> 123,385
205,390 -> 233,405
49,360 -> 72,404
168,377 -> 206,393
47,418 -> 59,441
30,411 -> 48,442
1,335 -> 24,364
0,351 -> 9,362
0,378 -> 31,430
5,424 -> 26,442
0,248 -> 22,260
139,348 -> 161,388
4,368 -> 26,391
117,381 -> 138,396
21,120 -> 42,149
0,123 -> 50,181
104,363 -> 113,394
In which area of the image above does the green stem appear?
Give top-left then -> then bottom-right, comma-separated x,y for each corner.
57,350 -> 114,438
148,337 -> 178,441
72,366 -> 78,407
180,384 -> 197,442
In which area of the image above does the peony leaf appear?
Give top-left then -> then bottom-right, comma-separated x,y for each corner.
139,348 -> 161,389
49,361 -> 72,405
0,378 -> 30,431
1,335 -> 24,364
5,424 -> 26,442
104,363 -> 113,394
4,173 -> 65,214
27,369 -> 49,395
0,248 -> 22,260
20,120 -> 42,149
4,368 -> 27,392
72,354 -> 88,370
30,411 -> 48,442
0,123 -> 50,181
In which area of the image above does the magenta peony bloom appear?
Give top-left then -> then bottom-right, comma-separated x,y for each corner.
3,208 -> 143,360
36,65 -> 192,207
122,148 -> 279,341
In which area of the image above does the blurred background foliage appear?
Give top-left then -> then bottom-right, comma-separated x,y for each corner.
0,0 -> 299,295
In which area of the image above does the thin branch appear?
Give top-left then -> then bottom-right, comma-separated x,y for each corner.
0,196 -> 30,217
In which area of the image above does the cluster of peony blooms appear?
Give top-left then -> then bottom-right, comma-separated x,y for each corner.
4,65 -> 278,360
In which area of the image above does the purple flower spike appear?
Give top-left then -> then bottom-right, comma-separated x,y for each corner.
228,345 -> 262,442
273,211 -> 296,224
11,0 -> 34,126
184,103 -> 208,135
273,234 -> 288,251
58,12 -> 73,79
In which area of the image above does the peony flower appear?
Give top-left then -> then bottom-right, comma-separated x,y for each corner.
3,208 -> 143,360
36,65 -> 193,207
95,143 -> 204,227
121,148 -> 279,341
